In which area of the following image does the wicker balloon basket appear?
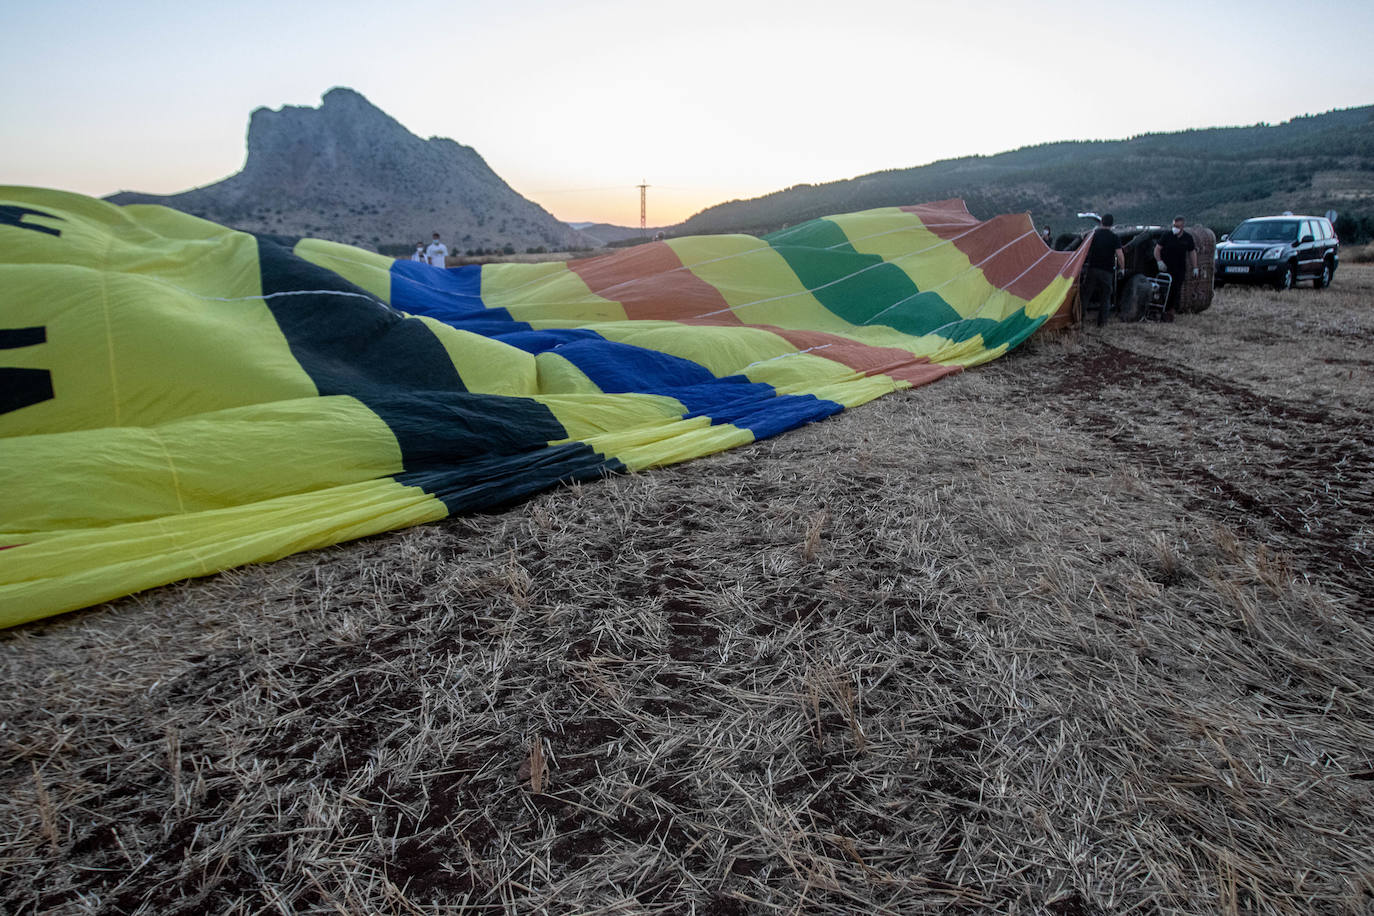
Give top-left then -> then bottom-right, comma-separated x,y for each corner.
1179,225 -> 1216,314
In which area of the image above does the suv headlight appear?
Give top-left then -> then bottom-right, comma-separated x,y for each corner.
1263,245 -> 1287,259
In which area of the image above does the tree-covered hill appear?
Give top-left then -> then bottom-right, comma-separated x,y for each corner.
676,106 -> 1374,242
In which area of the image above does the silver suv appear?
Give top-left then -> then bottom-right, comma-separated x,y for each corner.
1214,215 -> 1339,290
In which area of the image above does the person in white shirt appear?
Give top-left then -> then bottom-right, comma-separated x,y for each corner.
410,242 -> 425,262
425,233 -> 448,268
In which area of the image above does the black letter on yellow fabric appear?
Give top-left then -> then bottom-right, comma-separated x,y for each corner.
0,206 -> 64,237
0,327 -> 53,415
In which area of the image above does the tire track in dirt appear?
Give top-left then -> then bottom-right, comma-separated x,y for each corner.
1012,343 -> 1374,608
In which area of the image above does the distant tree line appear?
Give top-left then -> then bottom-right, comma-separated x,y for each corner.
1334,215 -> 1374,244
678,106 -> 1374,243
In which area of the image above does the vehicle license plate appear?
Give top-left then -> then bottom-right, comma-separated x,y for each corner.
1225,265 -> 1250,274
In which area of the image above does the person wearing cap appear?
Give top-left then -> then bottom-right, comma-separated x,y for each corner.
1082,214 -> 1125,326
425,232 -> 449,268
1152,216 -> 1197,322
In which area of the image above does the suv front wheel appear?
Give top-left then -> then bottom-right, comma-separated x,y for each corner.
1274,263 -> 1296,291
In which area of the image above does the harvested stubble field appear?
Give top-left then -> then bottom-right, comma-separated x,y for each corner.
3,267 -> 1374,916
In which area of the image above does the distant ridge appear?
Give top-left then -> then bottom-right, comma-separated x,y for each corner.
107,88 -> 587,253
677,106 -> 1374,238
571,222 -> 667,246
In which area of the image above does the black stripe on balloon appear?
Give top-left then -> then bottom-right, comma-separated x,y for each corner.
254,235 -> 616,511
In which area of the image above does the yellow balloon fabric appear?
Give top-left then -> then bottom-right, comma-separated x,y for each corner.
0,187 -> 1087,627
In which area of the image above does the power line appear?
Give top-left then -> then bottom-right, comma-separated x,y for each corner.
522,185 -> 634,195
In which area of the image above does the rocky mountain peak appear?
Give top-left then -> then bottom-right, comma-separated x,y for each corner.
107,88 -> 585,253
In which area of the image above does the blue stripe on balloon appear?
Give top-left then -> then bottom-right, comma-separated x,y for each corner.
388,262 -> 844,439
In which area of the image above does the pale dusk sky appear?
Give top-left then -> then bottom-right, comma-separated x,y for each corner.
3,0 -> 1372,226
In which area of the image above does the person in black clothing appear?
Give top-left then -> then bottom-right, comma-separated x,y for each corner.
1153,215 -> 1198,321
1082,214 -> 1125,326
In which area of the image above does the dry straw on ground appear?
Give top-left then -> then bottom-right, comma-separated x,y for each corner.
3,268 -> 1374,915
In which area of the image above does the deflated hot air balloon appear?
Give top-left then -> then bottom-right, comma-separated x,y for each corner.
0,187 -> 1088,627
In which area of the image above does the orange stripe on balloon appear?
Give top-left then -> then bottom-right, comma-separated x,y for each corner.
567,242 -> 739,322
903,204 -> 1087,294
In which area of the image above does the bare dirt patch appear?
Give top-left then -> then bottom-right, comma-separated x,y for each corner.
3,268 -> 1373,914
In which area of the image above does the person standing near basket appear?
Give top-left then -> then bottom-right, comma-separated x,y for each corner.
1082,214 -> 1125,326
1153,216 -> 1198,322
